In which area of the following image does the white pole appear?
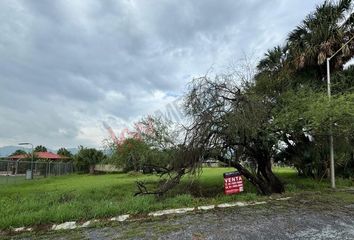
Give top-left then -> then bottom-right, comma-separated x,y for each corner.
30,144 -> 34,179
327,58 -> 331,99
327,58 -> 335,189
324,34 -> 354,189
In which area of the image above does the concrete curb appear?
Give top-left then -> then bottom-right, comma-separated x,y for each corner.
11,197 -> 291,232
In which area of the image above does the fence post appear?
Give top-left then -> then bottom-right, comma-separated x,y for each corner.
15,160 -> 19,175
6,161 -> 9,176
34,161 -> 37,178
5,161 -> 9,184
45,161 -> 47,178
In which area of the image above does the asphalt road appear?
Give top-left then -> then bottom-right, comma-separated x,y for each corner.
12,194 -> 354,240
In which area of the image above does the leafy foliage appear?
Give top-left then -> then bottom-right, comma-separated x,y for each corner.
34,145 -> 47,152
254,0 -> 354,178
287,0 -> 354,74
273,89 -> 354,177
57,148 -> 73,159
10,149 -> 27,156
111,138 -> 150,172
109,137 -> 173,174
74,146 -> 105,174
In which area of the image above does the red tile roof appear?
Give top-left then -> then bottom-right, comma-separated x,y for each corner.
8,152 -> 68,160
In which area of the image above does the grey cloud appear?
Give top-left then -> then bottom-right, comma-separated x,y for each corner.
0,0 -> 324,148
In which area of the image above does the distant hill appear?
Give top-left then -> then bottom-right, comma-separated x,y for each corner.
0,146 -> 30,157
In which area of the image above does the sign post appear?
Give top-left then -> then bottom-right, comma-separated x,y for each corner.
223,171 -> 244,195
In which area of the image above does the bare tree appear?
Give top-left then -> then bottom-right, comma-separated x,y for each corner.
135,72 -> 284,196
183,75 -> 284,194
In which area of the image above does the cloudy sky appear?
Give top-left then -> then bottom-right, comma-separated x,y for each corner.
0,0 -> 324,149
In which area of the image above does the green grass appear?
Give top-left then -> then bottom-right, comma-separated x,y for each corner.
0,167 -> 352,230
0,175 -> 47,185
274,167 -> 354,192
0,175 -> 30,185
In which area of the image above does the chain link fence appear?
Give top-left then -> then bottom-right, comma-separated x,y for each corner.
0,160 -> 74,185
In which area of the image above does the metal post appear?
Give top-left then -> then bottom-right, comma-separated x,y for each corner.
6,161 -> 10,183
323,35 -> 354,189
34,161 -> 37,178
30,145 -> 34,179
327,58 -> 335,189
45,161 -> 48,178
6,161 -> 9,184
327,58 -> 331,98
6,161 -> 9,176
19,143 -> 34,179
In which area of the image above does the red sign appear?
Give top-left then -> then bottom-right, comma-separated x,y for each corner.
224,172 -> 244,195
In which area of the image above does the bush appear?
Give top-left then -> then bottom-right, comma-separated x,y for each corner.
109,138 -> 171,173
74,146 -> 105,174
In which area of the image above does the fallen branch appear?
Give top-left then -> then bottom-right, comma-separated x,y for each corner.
134,168 -> 186,197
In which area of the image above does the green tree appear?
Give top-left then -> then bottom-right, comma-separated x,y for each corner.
10,149 -> 27,156
34,145 -> 47,152
57,148 -> 73,159
111,138 -> 150,172
253,0 -> 354,180
74,146 -> 105,174
287,0 -> 353,77
274,89 -> 354,177
255,0 -> 354,95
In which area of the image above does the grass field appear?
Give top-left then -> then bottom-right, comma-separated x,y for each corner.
0,167 -> 353,230
0,175 -> 26,185
0,175 -> 45,185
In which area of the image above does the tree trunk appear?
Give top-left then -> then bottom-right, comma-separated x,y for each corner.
257,159 -> 285,194
231,161 -> 272,195
228,159 -> 284,195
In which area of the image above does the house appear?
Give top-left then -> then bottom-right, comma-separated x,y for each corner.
7,152 -> 68,161
3,152 -> 70,176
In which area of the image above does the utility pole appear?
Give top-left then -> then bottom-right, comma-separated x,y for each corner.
326,35 -> 354,189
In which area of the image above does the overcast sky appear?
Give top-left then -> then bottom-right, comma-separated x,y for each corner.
0,0 -> 324,149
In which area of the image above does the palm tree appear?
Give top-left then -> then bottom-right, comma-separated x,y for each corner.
34,145 -> 47,152
257,46 -> 287,74
255,46 -> 291,96
287,0 -> 354,77
57,148 -> 73,158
